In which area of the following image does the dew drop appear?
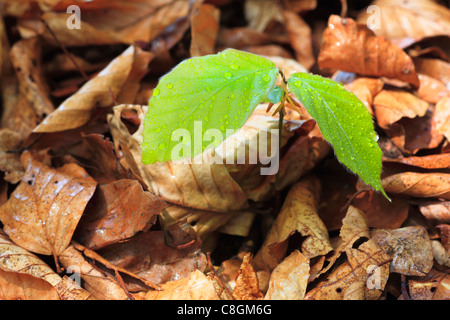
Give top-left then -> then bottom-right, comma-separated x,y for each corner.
224,72 -> 232,79
153,88 -> 160,96
158,143 -> 166,150
166,83 -> 173,89
262,75 -> 271,83
230,64 -> 239,70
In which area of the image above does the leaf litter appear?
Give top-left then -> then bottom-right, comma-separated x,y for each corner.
0,0 -> 449,300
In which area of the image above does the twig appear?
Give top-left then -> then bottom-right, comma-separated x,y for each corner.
206,252 -> 235,300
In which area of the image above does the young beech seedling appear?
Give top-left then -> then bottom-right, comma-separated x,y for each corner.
141,48 -> 389,199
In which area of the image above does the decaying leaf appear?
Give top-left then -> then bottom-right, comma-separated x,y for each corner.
233,253 -> 264,300
0,151 -> 97,257
406,268 -> 450,300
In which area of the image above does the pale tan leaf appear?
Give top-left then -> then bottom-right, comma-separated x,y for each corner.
371,226 -> 434,276
434,97 -> 450,141
357,0 -> 450,41
419,202 -> 450,223
264,250 -> 310,300
145,270 -> 220,300
0,269 -> 60,300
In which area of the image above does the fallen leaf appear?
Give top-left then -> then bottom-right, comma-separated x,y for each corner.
434,97 -> 450,141
431,240 -> 450,268
0,129 -> 25,184
419,202 -> 450,223
264,250 -> 310,300
233,253 -> 264,300
318,15 -> 420,87
381,172 -> 450,200
0,269 -> 60,300
417,74 -> 450,103
76,179 -> 167,249
383,153 -> 450,170
0,151 -> 97,257
414,58 -> 450,87
190,3 -> 220,57
33,45 -> 150,133
371,226 -> 434,276
344,77 -> 384,114
281,10 -> 315,70
145,270 -> 220,300
253,175 -> 333,271
244,0 -> 284,32
357,0 -> 450,41
406,268 -> 450,300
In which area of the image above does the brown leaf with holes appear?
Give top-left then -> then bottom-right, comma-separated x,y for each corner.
0,151 -> 97,257
406,268 -> 450,300
318,15 -> 419,87
253,175 -> 333,271
371,226 -> 434,276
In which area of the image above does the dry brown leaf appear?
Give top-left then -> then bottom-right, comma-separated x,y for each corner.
434,97 -> 450,141
431,240 -> 450,268
373,89 -> 429,129
406,268 -> 450,300
264,250 -> 310,300
0,129 -> 25,184
54,276 -> 92,300
281,10 -> 315,70
244,0 -> 284,32
383,153 -> 450,170
304,240 -> 390,300
253,175 -> 333,271
419,202 -> 450,223
76,179 -> 168,249
381,172 -> 450,200
145,270 -> 220,300
0,269 -> 60,300
59,244 -> 130,300
190,3 -> 220,57
96,230 -> 207,286
108,104 -> 249,212
357,0 -> 450,41
344,77 -> 384,114
33,45 -> 150,133
18,0 -> 190,47
414,58 -> 450,88
10,37 -> 54,121
417,74 -> 450,104
0,151 -> 97,257
233,253 -> 264,300
318,15 -> 420,87
371,226 -> 434,276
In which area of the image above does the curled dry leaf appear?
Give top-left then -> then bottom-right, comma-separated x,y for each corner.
233,253 -> 264,300
414,58 -> 450,88
253,175 -> 333,271
381,172 -> 450,200
383,153 -> 450,170
419,202 -> 450,223
318,15 -> 420,87
431,240 -> 450,268
108,104 -> 249,212
33,45 -> 151,133
344,77 -> 384,114
434,97 -> 450,141
371,226 -> 433,276
406,268 -> 450,300
145,270 -> 220,300
264,250 -> 310,300
76,179 -> 168,250
0,151 -> 97,257
357,0 -> 450,41
417,74 -> 450,104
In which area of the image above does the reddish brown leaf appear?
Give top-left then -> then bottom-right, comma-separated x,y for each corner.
407,268 -> 450,300
318,15 -> 420,87
190,3 -> 220,57
233,253 -> 264,300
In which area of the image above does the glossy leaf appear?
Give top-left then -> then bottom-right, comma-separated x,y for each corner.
142,48 -> 279,164
287,72 -> 388,199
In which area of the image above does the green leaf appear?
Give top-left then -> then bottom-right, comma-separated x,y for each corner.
142,49 -> 279,164
287,72 -> 389,199
267,85 -> 282,104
